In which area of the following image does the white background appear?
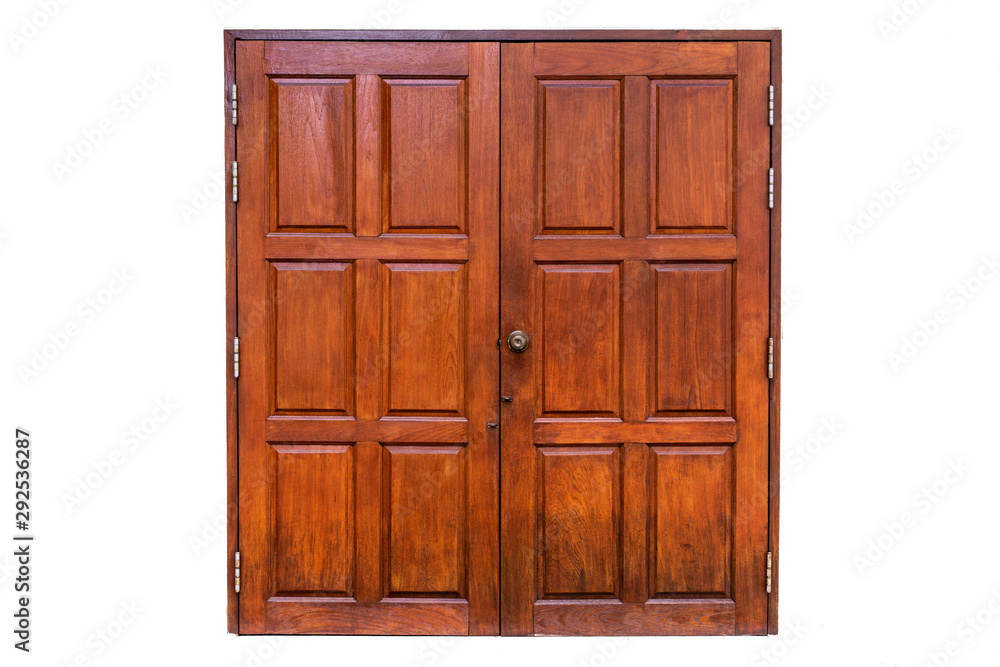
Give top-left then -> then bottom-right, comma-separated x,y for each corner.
2,0 -> 999,665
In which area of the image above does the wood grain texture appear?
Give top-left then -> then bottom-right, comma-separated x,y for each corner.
533,42 -> 737,76
652,80 -> 733,233
384,446 -> 466,596
500,37 -> 773,636
228,32 -> 778,637
538,264 -> 621,416
382,78 -> 467,233
537,447 -> 620,598
653,263 -> 733,415
538,80 -> 621,234
533,236 -> 737,262
533,600 -> 735,636
382,263 -> 466,416
465,41 -> 501,635
237,39 -> 499,635
264,235 -> 468,261
266,418 -> 469,444
229,29 -> 781,42
271,78 -> 354,232
532,418 -> 737,445
499,41 -> 537,636
273,445 -> 354,595
264,41 -> 471,75
733,41 -> 771,635
265,599 -> 469,635
236,40 -> 269,634
272,263 -> 355,414
650,446 -> 732,596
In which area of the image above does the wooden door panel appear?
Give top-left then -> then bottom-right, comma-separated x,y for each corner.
272,262 -> 355,414
538,80 -> 621,234
537,264 -> 620,417
537,446 -> 620,598
383,79 -> 468,233
383,263 -> 466,416
237,40 -> 499,635
501,41 -> 770,636
532,42 -> 737,76
385,445 -> 466,596
652,263 -> 733,416
272,78 -> 355,232
273,445 -> 354,596
652,80 -> 734,233
650,445 -> 732,597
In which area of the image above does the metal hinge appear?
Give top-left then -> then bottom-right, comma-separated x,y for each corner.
233,337 -> 240,378
768,85 -> 774,126
231,84 -> 238,126
768,168 -> 774,209
767,337 -> 774,379
231,161 -> 239,203
235,551 -> 241,593
766,551 -> 773,593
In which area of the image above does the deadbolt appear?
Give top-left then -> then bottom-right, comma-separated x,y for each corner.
507,330 -> 530,352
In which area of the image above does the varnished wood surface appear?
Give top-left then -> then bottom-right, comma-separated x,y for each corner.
235,40 -> 499,636
533,600 -> 735,636
499,38 -> 773,636
226,30 -> 781,637
227,29 -> 780,42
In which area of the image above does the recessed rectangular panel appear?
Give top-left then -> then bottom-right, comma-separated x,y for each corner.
651,446 -> 732,596
538,447 -> 620,598
272,78 -> 355,232
273,445 -> 353,596
383,263 -> 466,416
539,264 -> 621,416
273,262 -> 355,414
652,80 -> 733,233
653,263 -> 732,415
539,80 -> 621,234
382,79 -> 468,233
385,445 -> 466,596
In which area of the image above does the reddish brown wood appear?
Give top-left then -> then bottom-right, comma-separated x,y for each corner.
733,40 -> 771,635
533,600 -> 735,636
499,41 -> 537,636
650,446 -> 732,596
228,29 -> 781,42
652,80 -> 734,233
236,40 -> 499,635
500,39 -> 772,637
265,599 -> 469,635
768,30 -> 782,636
226,30 -> 780,638
533,42 -> 737,76
271,78 -> 354,232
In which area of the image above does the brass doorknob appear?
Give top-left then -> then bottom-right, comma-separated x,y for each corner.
507,330 -> 530,352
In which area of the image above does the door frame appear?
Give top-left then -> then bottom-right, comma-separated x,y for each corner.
223,28 -> 782,635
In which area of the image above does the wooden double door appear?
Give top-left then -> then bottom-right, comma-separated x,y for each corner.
231,34 -> 777,636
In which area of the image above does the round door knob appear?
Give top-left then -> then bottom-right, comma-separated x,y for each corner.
507,330 -> 530,352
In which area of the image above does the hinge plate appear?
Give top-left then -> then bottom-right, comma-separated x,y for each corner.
768,168 -> 774,209
231,84 -> 238,126
232,161 -> 239,203
767,337 -> 774,379
235,551 -> 241,593
766,551 -> 772,593
233,337 -> 240,378
768,85 -> 774,126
